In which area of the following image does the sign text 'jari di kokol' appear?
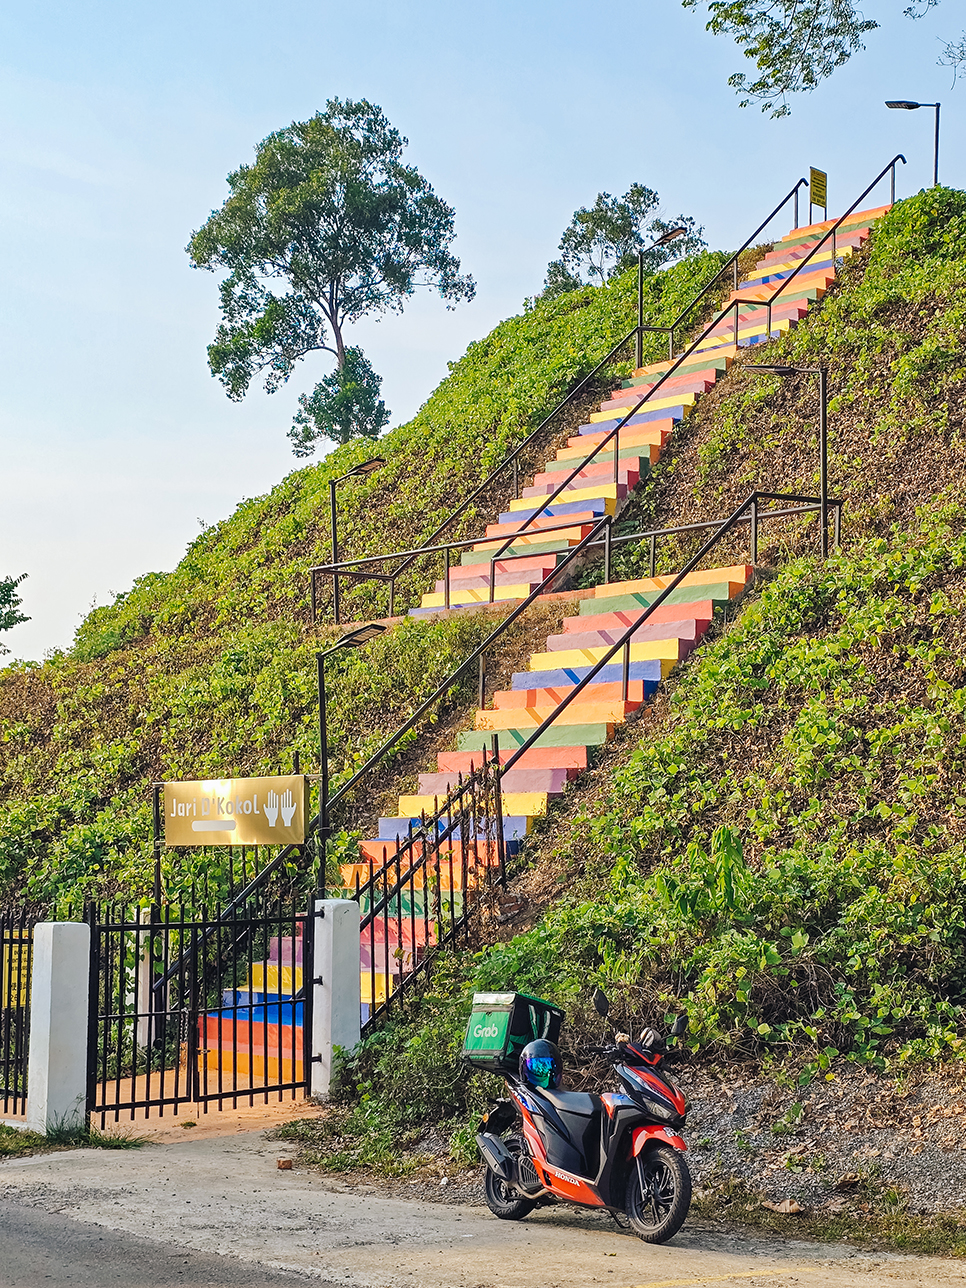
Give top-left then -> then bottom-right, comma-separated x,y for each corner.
163,775 -> 308,846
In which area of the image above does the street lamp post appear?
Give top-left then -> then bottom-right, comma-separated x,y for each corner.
746,364 -> 831,557
316,623 -> 387,893
885,100 -> 940,188
329,458 -> 385,624
636,226 -> 689,369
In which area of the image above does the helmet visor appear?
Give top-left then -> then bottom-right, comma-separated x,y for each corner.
527,1056 -> 557,1088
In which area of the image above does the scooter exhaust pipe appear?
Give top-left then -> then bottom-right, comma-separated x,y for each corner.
476,1132 -> 514,1183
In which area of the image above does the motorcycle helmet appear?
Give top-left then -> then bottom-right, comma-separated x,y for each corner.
519,1039 -> 562,1090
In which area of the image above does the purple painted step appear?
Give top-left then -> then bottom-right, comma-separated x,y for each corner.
418,767 -> 572,796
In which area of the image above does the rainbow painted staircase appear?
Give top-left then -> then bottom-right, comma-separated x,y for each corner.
407,206 -> 888,617
201,934 -> 304,1083
341,207 -> 890,1015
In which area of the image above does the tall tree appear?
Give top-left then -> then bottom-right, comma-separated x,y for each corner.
684,0 -> 964,117
188,99 -> 476,455
0,574 -> 28,657
542,185 -> 705,299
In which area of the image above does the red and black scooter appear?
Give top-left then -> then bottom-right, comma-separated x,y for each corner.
476,991 -> 691,1244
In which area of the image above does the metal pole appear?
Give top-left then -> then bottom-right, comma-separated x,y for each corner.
819,367 -> 829,558
310,571 -> 317,625
833,501 -> 842,550
793,186 -> 799,229
604,516 -> 612,585
749,497 -> 758,565
649,533 -> 656,578
317,654 -> 329,895
934,103 -> 941,187
329,479 -> 341,626
478,653 -> 486,709
890,162 -> 896,206
621,637 -> 630,703
513,457 -> 519,501
152,785 -> 162,907
444,546 -> 451,610
636,251 -> 643,370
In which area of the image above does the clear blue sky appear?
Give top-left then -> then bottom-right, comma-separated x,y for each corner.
1,0 -> 960,661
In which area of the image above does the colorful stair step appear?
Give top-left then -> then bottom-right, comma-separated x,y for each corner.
475,700 -> 640,731
457,722 -> 614,751
493,678 -> 654,708
437,746 -> 590,773
545,617 -> 709,652
419,767 -> 572,795
512,659 -> 664,690
567,598 -> 721,632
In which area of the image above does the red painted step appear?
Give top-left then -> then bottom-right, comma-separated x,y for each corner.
437,747 -> 589,774
565,598 -> 720,633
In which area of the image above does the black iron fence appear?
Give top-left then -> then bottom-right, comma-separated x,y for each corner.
86,881 -> 313,1125
1,909 -> 33,1117
342,747 -> 506,1034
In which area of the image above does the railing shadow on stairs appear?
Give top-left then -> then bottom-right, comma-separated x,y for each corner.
309,177 -> 814,625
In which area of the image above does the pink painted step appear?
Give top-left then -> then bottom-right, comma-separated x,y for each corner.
545,618 -> 710,653
564,599 -> 719,633
438,747 -> 589,774
418,768 -> 572,795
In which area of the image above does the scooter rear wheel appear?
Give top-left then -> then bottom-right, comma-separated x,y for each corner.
624,1144 -> 691,1244
483,1135 -> 537,1221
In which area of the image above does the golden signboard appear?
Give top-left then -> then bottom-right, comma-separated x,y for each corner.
810,167 -> 828,210
2,930 -> 30,1008
163,775 -> 308,847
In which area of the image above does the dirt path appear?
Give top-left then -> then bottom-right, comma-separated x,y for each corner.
2,1129 -> 966,1288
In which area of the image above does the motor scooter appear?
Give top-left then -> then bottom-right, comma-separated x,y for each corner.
476,990 -> 691,1244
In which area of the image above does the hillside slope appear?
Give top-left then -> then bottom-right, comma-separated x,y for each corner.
316,189 -> 966,1152
0,252 -> 728,906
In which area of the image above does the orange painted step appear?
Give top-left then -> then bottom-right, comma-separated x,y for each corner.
475,699 -> 640,731
493,679 -> 651,709
636,347 -> 739,379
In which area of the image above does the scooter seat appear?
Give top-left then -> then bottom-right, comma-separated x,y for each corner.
536,1088 -> 598,1117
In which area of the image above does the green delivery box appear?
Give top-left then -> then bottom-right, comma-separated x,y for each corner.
462,992 -> 564,1075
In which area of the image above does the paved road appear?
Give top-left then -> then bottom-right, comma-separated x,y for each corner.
3,1132 -> 966,1287
0,1198 -> 319,1286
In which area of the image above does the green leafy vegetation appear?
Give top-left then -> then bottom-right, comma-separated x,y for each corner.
0,249 -> 725,908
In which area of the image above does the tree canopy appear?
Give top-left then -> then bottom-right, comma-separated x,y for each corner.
542,185 -> 705,299
0,574 -> 28,656
188,98 -> 475,453
685,0 -> 964,117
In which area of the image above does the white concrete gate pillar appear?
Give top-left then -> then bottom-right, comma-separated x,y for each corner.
25,921 -> 90,1134
310,899 -> 361,1099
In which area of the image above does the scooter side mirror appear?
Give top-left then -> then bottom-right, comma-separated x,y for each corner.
669,1014 -> 688,1038
592,988 -> 610,1018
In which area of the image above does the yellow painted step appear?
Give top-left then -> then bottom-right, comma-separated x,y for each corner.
530,641 -> 679,673
590,391 -> 698,422
693,316 -> 796,353
249,964 -> 302,995
421,583 -> 532,608
397,792 -> 549,818
751,244 -> 855,278
508,484 -> 623,512
475,700 -> 634,730
555,433 -> 665,463
592,566 -> 753,598
362,973 -> 389,1005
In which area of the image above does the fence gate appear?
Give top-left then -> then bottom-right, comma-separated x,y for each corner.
1,910 -> 33,1117
87,892 -> 313,1125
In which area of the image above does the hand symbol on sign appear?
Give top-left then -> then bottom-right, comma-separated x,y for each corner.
280,790 -> 296,828
265,791 -> 280,828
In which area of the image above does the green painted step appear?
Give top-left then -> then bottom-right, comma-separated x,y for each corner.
458,722 -> 612,750
580,581 -> 739,615
776,212 -> 879,252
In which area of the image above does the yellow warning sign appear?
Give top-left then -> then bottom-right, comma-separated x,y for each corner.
809,167 -> 828,209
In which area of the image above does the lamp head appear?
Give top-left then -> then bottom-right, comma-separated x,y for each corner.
654,226 -> 688,247
886,100 -> 921,110
348,457 -> 385,477
745,364 -> 798,376
320,624 -> 387,659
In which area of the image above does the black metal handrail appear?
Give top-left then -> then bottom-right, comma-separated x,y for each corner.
313,178 -> 815,625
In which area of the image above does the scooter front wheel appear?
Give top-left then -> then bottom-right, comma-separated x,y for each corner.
624,1144 -> 691,1244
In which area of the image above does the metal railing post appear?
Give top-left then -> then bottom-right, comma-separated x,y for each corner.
513,457 -> 519,501
478,653 -> 486,709
794,186 -> 799,229
749,496 -> 758,565
330,478 -> 341,626
819,366 -> 829,558
636,250 -> 644,370
833,501 -> 842,550
649,533 -> 656,578
604,516 -> 612,585
310,572 -> 317,626
444,546 -> 451,610
388,577 -> 395,619
621,637 -> 630,703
